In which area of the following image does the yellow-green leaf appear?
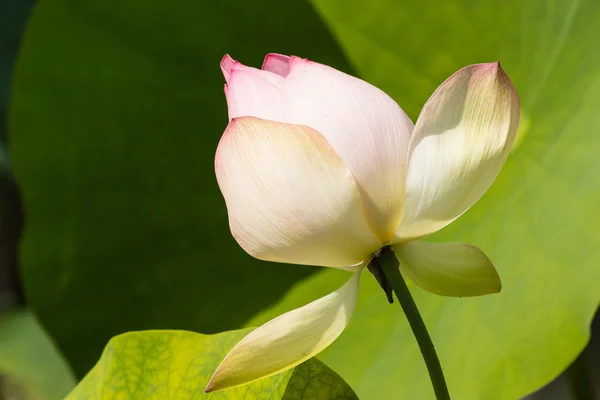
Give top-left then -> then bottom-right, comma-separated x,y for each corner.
67,329 -> 358,400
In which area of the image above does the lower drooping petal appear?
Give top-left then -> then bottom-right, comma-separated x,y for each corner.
215,117 -> 381,268
392,241 -> 501,297
205,271 -> 362,392
394,62 -> 520,242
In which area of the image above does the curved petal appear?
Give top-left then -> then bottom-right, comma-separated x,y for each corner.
220,54 -> 238,82
225,69 -> 281,122
262,53 -> 291,77
279,57 -> 414,242
221,54 -> 284,86
215,117 -> 381,268
205,271 -> 362,392
392,241 -> 501,297
394,62 -> 520,242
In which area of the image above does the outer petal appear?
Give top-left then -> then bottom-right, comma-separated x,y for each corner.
392,241 -> 501,297
394,62 -> 520,242
205,271 -> 361,392
280,57 -> 414,242
215,117 -> 381,268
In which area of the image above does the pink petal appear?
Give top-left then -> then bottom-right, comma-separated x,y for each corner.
225,69 -> 281,121
262,53 -> 291,77
278,57 -> 413,242
220,54 -> 236,82
220,55 -> 413,242
221,54 -> 283,86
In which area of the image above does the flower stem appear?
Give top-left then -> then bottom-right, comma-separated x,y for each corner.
377,246 -> 451,400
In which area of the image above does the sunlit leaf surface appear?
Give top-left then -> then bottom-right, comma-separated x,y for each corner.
66,329 -> 357,400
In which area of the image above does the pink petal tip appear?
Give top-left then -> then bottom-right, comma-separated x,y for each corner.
221,54 -> 236,82
262,53 -> 291,77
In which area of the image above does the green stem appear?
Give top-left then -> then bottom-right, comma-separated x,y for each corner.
565,347 -> 595,400
378,247 -> 451,400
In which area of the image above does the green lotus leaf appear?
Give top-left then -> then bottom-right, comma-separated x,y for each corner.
246,0 -> 600,398
9,0 -> 600,398
8,0 -> 352,376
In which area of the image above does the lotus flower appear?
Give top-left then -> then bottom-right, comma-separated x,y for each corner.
206,54 -> 519,392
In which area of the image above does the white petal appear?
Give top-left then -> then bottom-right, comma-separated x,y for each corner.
392,241 -> 501,297
278,57 -> 413,242
215,117 -> 381,268
394,63 -> 520,242
206,271 -> 362,392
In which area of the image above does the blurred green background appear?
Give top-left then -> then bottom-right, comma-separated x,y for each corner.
1,0 -> 600,399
